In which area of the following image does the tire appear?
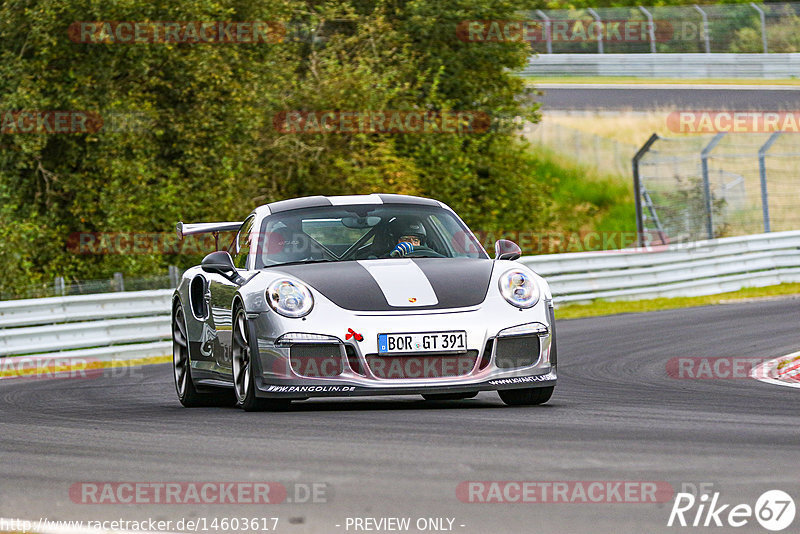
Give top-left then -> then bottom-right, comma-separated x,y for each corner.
173,302 -> 234,407
498,386 -> 554,406
422,392 -> 478,401
231,306 -> 291,412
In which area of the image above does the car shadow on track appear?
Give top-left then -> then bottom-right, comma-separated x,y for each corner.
249,394 -> 559,413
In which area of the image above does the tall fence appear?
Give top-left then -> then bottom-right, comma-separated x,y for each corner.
525,120 -> 637,178
633,133 -> 800,246
518,2 -> 800,54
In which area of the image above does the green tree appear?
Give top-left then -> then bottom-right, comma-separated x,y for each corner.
0,0 -> 552,297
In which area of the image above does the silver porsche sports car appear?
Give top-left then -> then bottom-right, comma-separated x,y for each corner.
172,194 -> 557,411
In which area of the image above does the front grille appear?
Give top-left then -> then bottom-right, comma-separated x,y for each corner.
494,335 -> 540,369
365,350 -> 479,379
289,344 -> 344,377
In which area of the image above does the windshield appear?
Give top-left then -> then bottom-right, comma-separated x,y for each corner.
253,204 -> 488,268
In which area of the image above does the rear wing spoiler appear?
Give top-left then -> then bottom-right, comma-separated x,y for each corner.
176,221 -> 242,250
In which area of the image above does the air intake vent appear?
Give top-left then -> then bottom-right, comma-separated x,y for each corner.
495,335 -> 540,369
290,344 -> 344,377
365,351 -> 479,379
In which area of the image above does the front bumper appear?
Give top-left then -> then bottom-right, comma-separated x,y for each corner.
255,371 -> 557,398
248,302 -> 557,399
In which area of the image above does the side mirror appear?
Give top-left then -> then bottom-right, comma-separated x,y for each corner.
201,251 -> 243,283
495,239 -> 522,261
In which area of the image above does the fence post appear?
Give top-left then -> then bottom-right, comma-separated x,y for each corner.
169,265 -> 180,288
749,3 -> 768,53
535,10 -> 553,54
639,6 -> 657,53
54,276 -> 66,296
632,133 -> 660,247
113,272 -> 125,292
757,131 -> 781,233
700,133 -> 725,240
693,5 -> 711,53
587,8 -> 603,54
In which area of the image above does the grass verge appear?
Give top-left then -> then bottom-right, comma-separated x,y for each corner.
540,110 -> 686,146
530,145 -> 636,245
555,283 -> 800,319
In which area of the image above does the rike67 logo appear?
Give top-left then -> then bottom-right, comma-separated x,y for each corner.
668,489 -> 795,531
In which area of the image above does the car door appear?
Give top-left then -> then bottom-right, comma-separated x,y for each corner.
208,215 -> 255,374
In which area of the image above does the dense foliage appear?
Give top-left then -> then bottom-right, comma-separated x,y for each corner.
0,0 -> 770,297
0,0 -> 555,295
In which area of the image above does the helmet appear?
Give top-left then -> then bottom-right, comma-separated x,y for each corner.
396,220 -> 426,242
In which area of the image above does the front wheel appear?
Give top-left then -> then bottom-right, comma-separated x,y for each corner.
498,386 -> 554,406
231,306 -> 290,412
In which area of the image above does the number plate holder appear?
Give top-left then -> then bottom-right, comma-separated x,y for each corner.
377,331 -> 467,354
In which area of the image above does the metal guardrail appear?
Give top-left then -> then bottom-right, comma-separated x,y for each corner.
520,230 -> 800,302
0,230 -> 798,360
0,290 -> 172,360
0,290 -> 172,328
521,53 -> 800,78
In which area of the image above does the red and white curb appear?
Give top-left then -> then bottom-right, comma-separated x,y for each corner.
750,351 -> 800,389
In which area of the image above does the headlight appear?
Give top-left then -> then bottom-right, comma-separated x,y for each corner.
267,279 -> 314,318
498,270 -> 539,309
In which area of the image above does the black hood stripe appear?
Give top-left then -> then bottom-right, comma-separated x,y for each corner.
271,258 -> 493,311
412,258 -> 492,309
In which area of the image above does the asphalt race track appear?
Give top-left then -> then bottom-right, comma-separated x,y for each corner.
533,85 -> 800,111
1,297 -> 798,533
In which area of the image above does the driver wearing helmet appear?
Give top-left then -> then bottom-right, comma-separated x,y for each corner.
386,220 -> 443,258
390,221 -> 426,257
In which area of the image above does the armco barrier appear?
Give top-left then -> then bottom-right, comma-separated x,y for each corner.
0,290 -> 172,360
520,230 -> 800,303
0,230 -> 798,361
521,53 -> 800,78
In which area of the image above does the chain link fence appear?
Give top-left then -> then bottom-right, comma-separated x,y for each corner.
0,267 -> 181,301
519,2 -> 800,54
634,133 -> 800,245
525,119 -> 637,178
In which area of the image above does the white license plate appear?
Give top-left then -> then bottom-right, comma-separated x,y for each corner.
378,331 -> 467,354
